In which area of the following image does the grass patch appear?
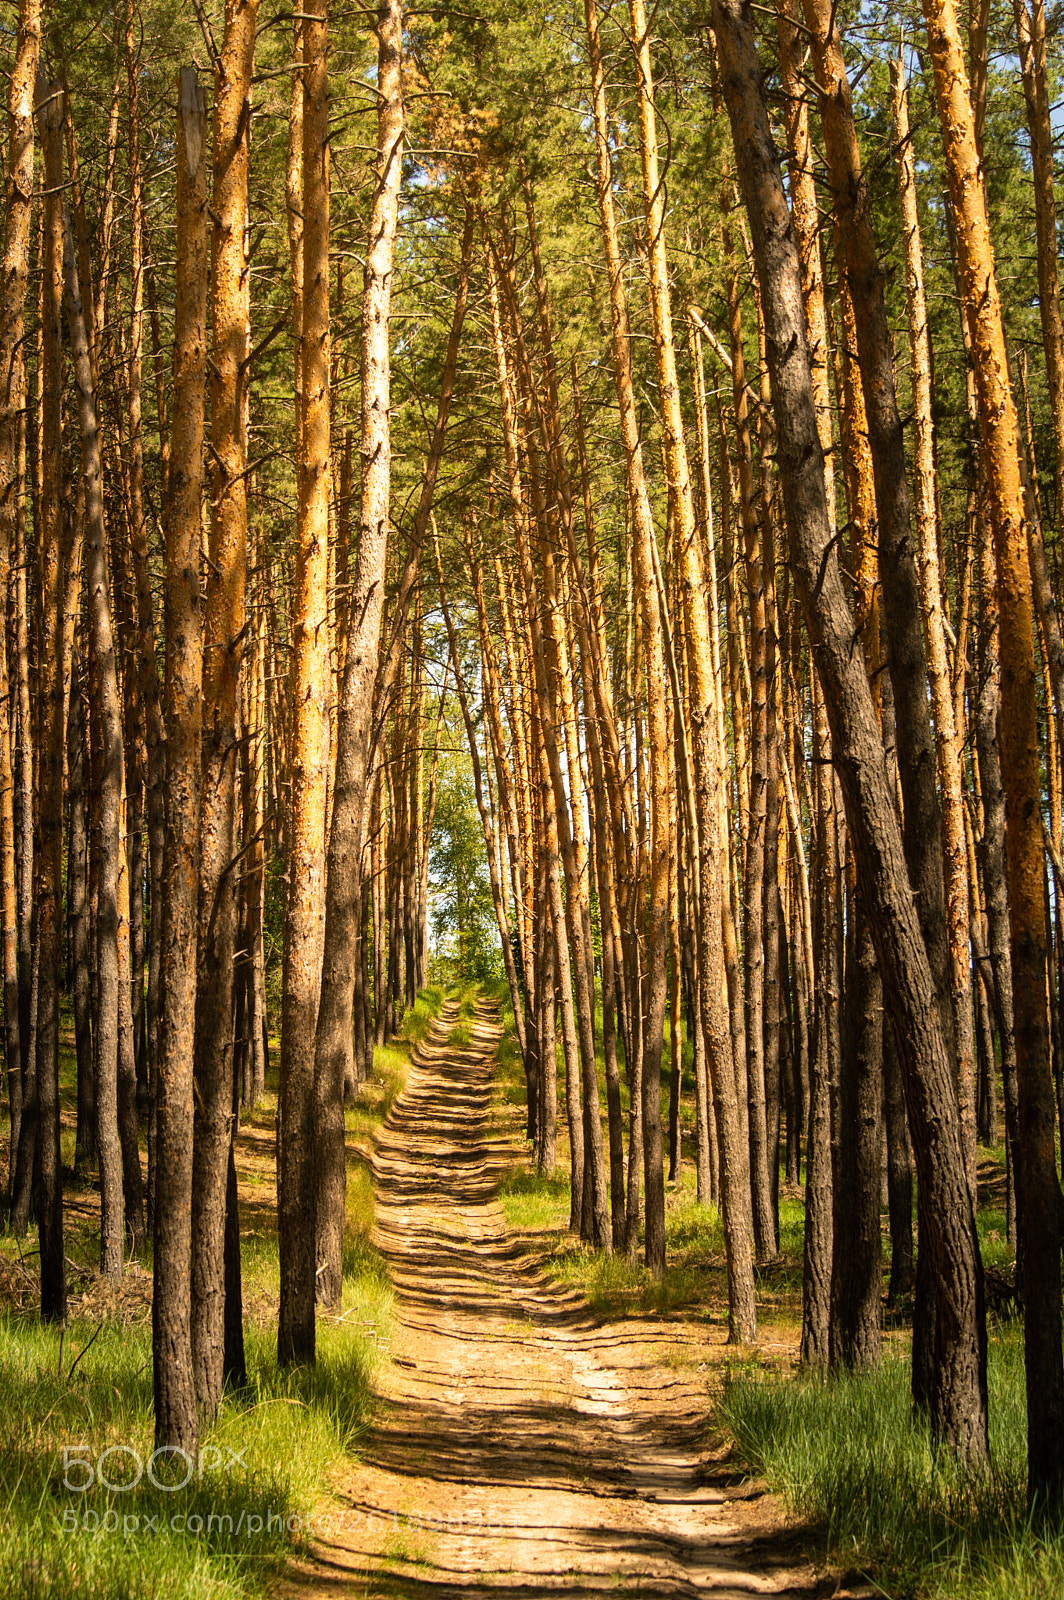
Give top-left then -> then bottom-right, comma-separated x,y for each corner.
976,1204 -> 1013,1274
551,1244 -> 717,1318
0,990 -> 411,1599
720,1327 -> 1059,1600
346,986 -> 446,1144
455,986 -> 478,1020
498,1167 -> 571,1232
398,986 -> 445,1048
0,1308 -> 382,1600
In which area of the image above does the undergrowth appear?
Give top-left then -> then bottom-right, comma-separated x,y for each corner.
1,1290 -> 386,1599
720,1329 -> 1058,1600
0,985 -> 454,1598
398,985 -> 445,1048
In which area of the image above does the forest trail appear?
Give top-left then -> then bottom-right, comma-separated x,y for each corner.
279,1002 -> 863,1600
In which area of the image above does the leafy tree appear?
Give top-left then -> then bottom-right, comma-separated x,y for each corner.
429,745 -> 503,986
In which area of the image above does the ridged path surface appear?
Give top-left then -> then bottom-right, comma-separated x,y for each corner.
280,1002 -> 867,1599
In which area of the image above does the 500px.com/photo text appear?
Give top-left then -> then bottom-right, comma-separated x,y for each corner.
59,1505 -> 520,1540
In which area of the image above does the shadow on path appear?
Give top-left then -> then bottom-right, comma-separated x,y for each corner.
278,1002 -> 872,1600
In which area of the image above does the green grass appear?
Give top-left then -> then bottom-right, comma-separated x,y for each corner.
0,986 -> 424,1600
719,1327 -> 1064,1600
0,1300 -> 383,1600
498,1166 -> 571,1231
397,985 -> 445,1048
976,1204 -> 1013,1274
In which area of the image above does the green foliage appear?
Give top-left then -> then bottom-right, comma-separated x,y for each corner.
428,749 -> 503,987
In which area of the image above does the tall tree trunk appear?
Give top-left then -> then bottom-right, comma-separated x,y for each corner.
153,66 -> 207,1460
241,540 -> 268,1107
623,0 -> 708,1278
194,0 -> 257,1414
892,55 -> 976,1192
0,0 -> 39,1216
802,675 -> 838,1370
1014,0 -> 1064,553
62,203 -> 125,1279
68,639 -> 94,1173
883,1013 -> 914,1303
311,0 -> 403,1320
975,521 -> 1020,1245
830,870 -> 882,1370
33,69 -> 66,1321
713,0 -> 989,1470
727,264 -> 777,1264
921,0 -> 1063,1502
124,0 -> 167,1105
279,0 -> 330,1351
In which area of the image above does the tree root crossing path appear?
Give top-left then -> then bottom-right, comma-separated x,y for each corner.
281,1002 -> 866,1599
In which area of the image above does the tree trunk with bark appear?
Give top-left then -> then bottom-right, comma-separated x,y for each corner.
921,0 -> 1064,1502
279,0 -> 330,1350
194,0 -> 257,1413
33,68 -> 67,1321
63,203 -> 125,1279
713,0 -> 989,1470
311,0 -> 404,1319
892,55 -> 976,1192
153,66 -> 207,1459
0,0 -> 39,1219
68,639 -> 94,1173
123,0 -> 167,1101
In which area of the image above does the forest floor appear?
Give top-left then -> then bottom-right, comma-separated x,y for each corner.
276,1000 -> 875,1600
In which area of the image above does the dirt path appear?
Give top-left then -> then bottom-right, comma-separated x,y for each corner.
280,1003 -> 861,1599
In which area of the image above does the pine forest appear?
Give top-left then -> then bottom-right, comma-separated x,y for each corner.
3,0 -> 1064,1595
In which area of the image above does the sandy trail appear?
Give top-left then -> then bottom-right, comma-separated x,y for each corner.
280,1002 -> 863,1599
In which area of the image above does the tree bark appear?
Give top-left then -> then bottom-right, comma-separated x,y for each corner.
713,0 -> 989,1469
727,265 -> 777,1264
33,68 -> 67,1320
124,0 -> 167,1104
0,0 -> 39,1218
153,66 -> 207,1459
892,55 -> 976,1191
279,0 -> 330,1348
921,0 -> 1063,1501
1014,0 -> 1064,561
195,0 -> 257,1412
62,202 -> 125,1279
310,0 -> 404,1322
831,870 -> 882,1370
802,674 -> 837,1370
68,639 -> 94,1173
